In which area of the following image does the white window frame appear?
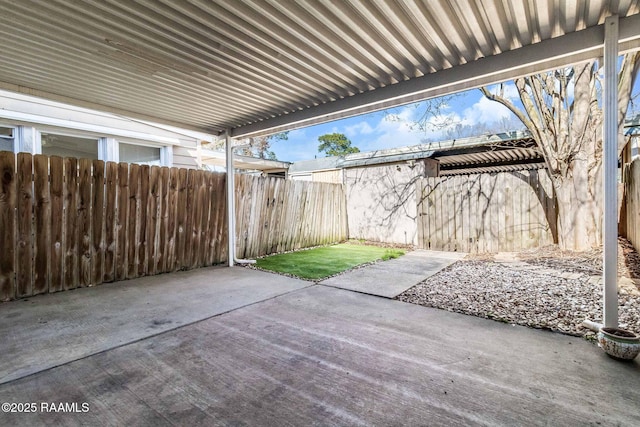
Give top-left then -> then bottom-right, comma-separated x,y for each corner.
39,130 -> 99,159
117,139 -> 172,167
0,125 -> 17,153
9,127 -> 171,166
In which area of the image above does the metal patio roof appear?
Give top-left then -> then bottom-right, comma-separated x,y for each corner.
0,1 -> 639,138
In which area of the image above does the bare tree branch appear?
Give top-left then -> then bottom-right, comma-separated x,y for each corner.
480,55 -> 639,250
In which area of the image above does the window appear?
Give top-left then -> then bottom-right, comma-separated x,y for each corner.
41,133 -> 99,159
119,142 -> 161,166
0,126 -> 14,152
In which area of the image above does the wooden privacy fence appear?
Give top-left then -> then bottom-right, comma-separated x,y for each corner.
234,174 -> 348,259
0,152 -> 347,301
416,169 -> 556,252
624,158 -> 640,252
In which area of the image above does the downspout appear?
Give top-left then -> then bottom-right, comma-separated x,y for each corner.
583,15 -> 619,333
225,130 -> 256,267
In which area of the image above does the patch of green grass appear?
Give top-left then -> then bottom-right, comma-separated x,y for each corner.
256,243 -> 405,280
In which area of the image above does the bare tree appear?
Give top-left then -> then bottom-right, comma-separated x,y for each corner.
238,132 -> 289,160
481,52 -> 640,250
385,95 -> 460,133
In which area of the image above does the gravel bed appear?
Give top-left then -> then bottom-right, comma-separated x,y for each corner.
396,260 -> 640,340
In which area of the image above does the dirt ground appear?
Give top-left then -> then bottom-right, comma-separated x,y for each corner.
398,237 -> 640,339
466,237 -> 640,292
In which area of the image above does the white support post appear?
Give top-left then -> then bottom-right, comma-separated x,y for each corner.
226,130 -> 235,267
98,137 -> 119,162
160,145 -> 173,167
603,15 -> 619,329
15,126 -> 41,154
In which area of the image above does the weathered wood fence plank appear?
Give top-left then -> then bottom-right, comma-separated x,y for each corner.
138,165 -> 150,277
78,159 -> 92,287
127,164 -> 140,279
0,152 -> 16,301
192,170 -> 207,268
215,174 -> 228,263
147,166 -> 160,275
49,156 -> 64,293
16,153 -> 34,297
63,158 -> 79,290
33,155 -> 50,295
625,159 -> 640,253
166,168 -> 179,271
92,160 -> 105,286
104,161 -> 118,283
206,174 -> 220,265
157,167 -> 170,274
175,168 -> 188,270
115,162 -> 129,281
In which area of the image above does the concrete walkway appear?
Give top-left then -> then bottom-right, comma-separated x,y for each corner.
1,257 -> 639,426
321,250 -> 466,297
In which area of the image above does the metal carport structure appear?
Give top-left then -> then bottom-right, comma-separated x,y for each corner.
1,0 -> 639,329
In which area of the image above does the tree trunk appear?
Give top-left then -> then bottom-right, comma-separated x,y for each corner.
553,157 -> 602,250
480,52 -> 640,251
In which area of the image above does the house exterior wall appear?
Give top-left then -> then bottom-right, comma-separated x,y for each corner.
172,139 -> 201,169
0,91 -> 205,168
312,169 -> 343,184
344,161 -> 425,245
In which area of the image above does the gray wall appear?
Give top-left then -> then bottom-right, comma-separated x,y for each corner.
345,162 -> 424,245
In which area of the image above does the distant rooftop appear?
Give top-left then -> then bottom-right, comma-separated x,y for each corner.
289,130 -> 536,174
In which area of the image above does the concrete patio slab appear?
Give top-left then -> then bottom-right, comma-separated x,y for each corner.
320,249 -> 466,297
0,285 -> 638,426
0,266 -> 310,384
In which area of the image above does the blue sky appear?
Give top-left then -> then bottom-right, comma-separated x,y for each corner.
269,85 -> 521,162
269,73 -> 640,163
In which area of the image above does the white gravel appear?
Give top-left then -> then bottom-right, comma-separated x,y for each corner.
397,260 -> 640,340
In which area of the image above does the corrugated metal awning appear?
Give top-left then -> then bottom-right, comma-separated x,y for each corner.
436,146 -> 543,167
0,1 -> 638,137
439,162 -> 546,176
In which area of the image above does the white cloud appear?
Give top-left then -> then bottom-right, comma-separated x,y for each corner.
344,121 -> 374,137
461,96 -> 514,126
286,128 -> 307,139
356,105 -> 428,151
344,105 -> 467,151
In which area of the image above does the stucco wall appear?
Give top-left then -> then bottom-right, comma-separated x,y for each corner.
345,162 -> 424,245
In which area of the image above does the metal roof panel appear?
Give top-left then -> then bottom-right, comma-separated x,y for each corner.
0,1 -> 637,135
